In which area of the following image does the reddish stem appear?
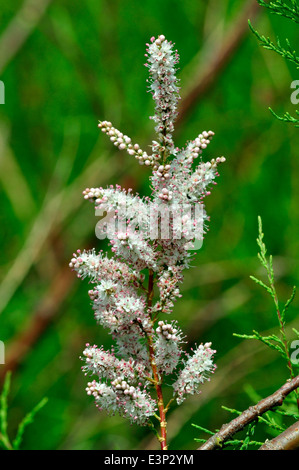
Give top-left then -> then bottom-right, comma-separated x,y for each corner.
146,269 -> 168,450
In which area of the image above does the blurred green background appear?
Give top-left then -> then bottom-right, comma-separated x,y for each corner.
0,0 -> 299,450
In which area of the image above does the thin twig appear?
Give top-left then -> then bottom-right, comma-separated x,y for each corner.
146,270 -> 168,451
198,375 -> 299,450
259,421 -> 299,450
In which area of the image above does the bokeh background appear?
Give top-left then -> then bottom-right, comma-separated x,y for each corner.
0,0 -> 299,450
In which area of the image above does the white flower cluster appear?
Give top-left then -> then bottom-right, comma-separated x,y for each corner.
145,35 -> 180,159
82,345 -> 155,425
98,121 -> 152,165
110,230 -> 158,272
154,321 -> 184,375
150,266 -> 183,315
82,344 -> 146,381
71,34 -> 222,428
156,320 -> 179,341
89,270 -> 151,335
69,248 -> 142,285
86,379 -> 157,426
173,343 -> 216,404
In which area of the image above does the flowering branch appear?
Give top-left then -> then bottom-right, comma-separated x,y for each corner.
70,34 -> 225,450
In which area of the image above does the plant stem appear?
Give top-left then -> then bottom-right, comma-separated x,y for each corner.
0,432 -> 13,450
198,375 -> 299,450
146,269 -> 168,450
259,420 -> 299,450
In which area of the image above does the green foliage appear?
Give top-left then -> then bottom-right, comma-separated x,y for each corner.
249,21 -> 299,68
250,0 -> 299,126
0,372 -> 12,449
0,372 -> 48,450
257,0 -> 299,23
193,218 -> 299,449
269,108 -> 299,126
193,416 -> 263,450
234,217 -> 298,381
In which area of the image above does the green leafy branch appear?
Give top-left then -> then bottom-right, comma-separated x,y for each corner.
269,108 -> 299,126
193,420 -> 263,450
257,0 -> 299,24
194,218 -> 299,450
234,330 -> 289,359
250,0 -> 299,126
249,21 -> 299,68
0,372 -> 48,450
234,217 -> 297,383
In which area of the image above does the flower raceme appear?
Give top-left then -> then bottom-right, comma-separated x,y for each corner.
70,35 -> 225,445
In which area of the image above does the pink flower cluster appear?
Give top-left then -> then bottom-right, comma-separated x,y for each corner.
145,34 -> 180,159
71,34 -> 225,427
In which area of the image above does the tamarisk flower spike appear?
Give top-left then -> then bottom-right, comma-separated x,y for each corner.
71,34 -> 225,431
145,34 -> 180,162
